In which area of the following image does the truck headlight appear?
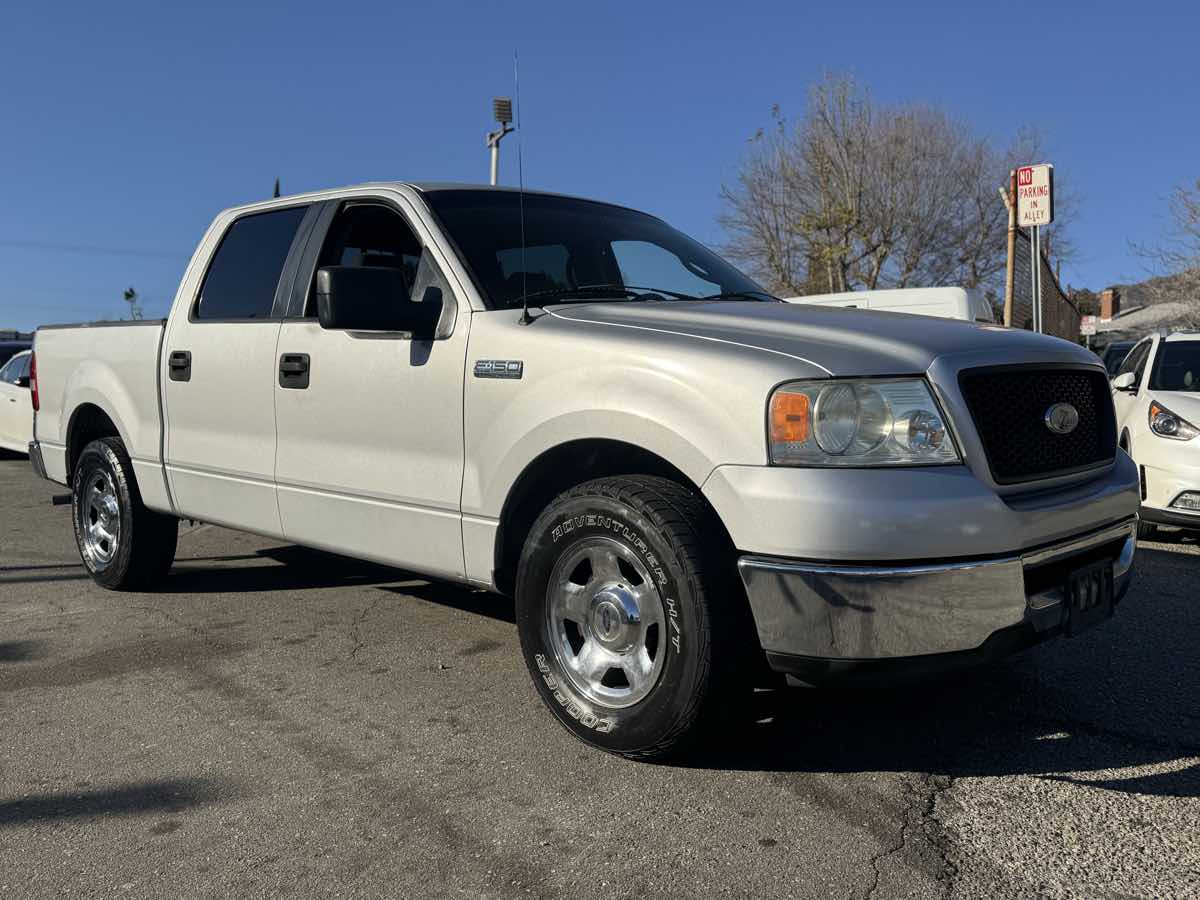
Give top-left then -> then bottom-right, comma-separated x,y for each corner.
1149,401 -> 1200,441
769,378 -> 960,466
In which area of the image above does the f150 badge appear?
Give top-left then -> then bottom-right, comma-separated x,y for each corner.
474,360 -> 524,379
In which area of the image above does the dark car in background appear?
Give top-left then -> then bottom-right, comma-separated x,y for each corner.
0,340 -> 33,369
1102,340 -> 1137,376
0,340 -> 33,367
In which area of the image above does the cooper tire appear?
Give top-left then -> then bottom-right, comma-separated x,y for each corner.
515,475 -> 755,760
72,437 -> 178,591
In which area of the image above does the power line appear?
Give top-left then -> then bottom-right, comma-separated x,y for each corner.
0,239 -> 188,260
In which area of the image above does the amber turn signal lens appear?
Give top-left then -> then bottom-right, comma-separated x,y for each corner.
771,391 -> 810,444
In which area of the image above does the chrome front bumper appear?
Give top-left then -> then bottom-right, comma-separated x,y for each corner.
738,518 -> 1136,663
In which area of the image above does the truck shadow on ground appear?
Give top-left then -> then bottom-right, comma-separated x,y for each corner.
157,546 -> 408,594
0,640 -> 48,662
147,543 -> 1200,799
167,545 -> 517,621
686,545 -> 1200,800
0,777 -> 231,827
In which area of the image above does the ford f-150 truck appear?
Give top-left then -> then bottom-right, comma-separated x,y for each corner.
30,182 -> 1139,759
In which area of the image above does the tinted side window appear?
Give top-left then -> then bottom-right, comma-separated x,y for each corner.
306,204 -> 422,315
0,357 -> 17,382
197,207 -> 307,319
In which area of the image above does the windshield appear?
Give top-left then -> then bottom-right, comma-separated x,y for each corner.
423,189 -> 772,310
1149,340 -> 1200,392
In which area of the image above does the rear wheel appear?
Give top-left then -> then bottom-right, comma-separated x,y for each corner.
72,437 -> 178,590
515,475 -> 754,760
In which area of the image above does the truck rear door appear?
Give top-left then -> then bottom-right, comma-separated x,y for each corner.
161,203 -> 316,536
271,195 -> 469,578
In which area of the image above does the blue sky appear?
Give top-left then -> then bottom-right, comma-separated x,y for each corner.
1,0 -> 1196,331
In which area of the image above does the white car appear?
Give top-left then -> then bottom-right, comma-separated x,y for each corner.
1112,332 -> 1200,537
784,287 -> 996,323
0,349 -> 33,454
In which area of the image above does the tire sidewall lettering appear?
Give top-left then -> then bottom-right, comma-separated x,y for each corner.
533,653 -> 614,733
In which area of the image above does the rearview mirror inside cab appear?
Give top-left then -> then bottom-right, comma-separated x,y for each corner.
315,267 -> 443,338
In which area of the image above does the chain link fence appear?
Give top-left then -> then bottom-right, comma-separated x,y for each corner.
1009,228 -> 1079,342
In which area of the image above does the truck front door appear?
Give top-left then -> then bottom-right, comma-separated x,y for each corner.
272,196 -> 469,578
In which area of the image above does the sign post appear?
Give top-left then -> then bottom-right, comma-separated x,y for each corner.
1016,164 -> 1054,333
1080,314 -> 1097,349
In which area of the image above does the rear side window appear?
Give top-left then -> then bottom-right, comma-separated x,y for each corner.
196,206 -> 307,319
0,354 -> 23,382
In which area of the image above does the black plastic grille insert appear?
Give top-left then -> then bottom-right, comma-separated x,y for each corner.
958,367 -> 1116,484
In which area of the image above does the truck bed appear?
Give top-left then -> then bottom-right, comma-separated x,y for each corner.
33,320 -> 168,505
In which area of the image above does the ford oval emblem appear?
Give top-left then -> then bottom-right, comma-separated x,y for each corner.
1044,402 -> 1080,435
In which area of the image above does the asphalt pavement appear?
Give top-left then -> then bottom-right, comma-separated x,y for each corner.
1,452 -> 1197,898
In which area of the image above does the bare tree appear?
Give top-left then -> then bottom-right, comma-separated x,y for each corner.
720,74 -> 1073,297
1133,179 -> 1200,327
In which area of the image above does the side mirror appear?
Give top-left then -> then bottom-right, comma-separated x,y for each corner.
315,267 -> 443,338
15,375 -> 30,388
1111,372 -> 1137,392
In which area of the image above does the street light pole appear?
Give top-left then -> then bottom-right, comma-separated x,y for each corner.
486,97 -> 514,186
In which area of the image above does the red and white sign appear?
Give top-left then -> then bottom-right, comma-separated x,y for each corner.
1016,164 -> 1054,227
1080,314 -> 1097,336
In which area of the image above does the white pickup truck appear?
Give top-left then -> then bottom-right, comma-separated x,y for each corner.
31,183 -> 1139,759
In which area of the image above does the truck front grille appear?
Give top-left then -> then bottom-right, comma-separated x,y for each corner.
958,367 -> 1116,484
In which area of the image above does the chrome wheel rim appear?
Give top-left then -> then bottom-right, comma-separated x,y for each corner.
81,470 -> 120,568
545,536 -> 667,709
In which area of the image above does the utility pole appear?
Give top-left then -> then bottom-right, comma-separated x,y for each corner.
486,98 -> 514,186
1000,172 -> 1016,327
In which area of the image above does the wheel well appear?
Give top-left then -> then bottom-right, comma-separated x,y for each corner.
492,439 -> 725,596
67,404 -> 120,480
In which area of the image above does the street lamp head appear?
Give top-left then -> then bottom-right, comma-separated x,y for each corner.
493,97 -> 513,125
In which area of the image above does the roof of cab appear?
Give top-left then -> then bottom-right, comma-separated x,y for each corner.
220,181 -> 653,221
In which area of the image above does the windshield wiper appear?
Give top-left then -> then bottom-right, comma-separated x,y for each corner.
697,290 -> 780,302
519,284 -> 700,305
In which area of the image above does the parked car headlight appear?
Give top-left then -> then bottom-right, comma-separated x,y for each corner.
1149,401 -> 1200,441
769,379 -> 960,466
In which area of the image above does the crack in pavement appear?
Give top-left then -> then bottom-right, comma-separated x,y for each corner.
917,773 -> 959,897
862,773 -> 958,900
863,789 -> 910,900
348,594 -> 386,660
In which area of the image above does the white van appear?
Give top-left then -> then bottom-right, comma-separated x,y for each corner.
784,287 -> 996,323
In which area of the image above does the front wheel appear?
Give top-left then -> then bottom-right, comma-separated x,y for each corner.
515,475 -> 753,760
72,437 -> 178,590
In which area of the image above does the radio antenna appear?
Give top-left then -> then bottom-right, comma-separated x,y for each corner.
515,51 -> 532,326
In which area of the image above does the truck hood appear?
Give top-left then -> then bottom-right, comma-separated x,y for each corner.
547,301 -> 1087,376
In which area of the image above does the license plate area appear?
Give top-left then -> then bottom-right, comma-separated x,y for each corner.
1065,560 -> 1114,636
